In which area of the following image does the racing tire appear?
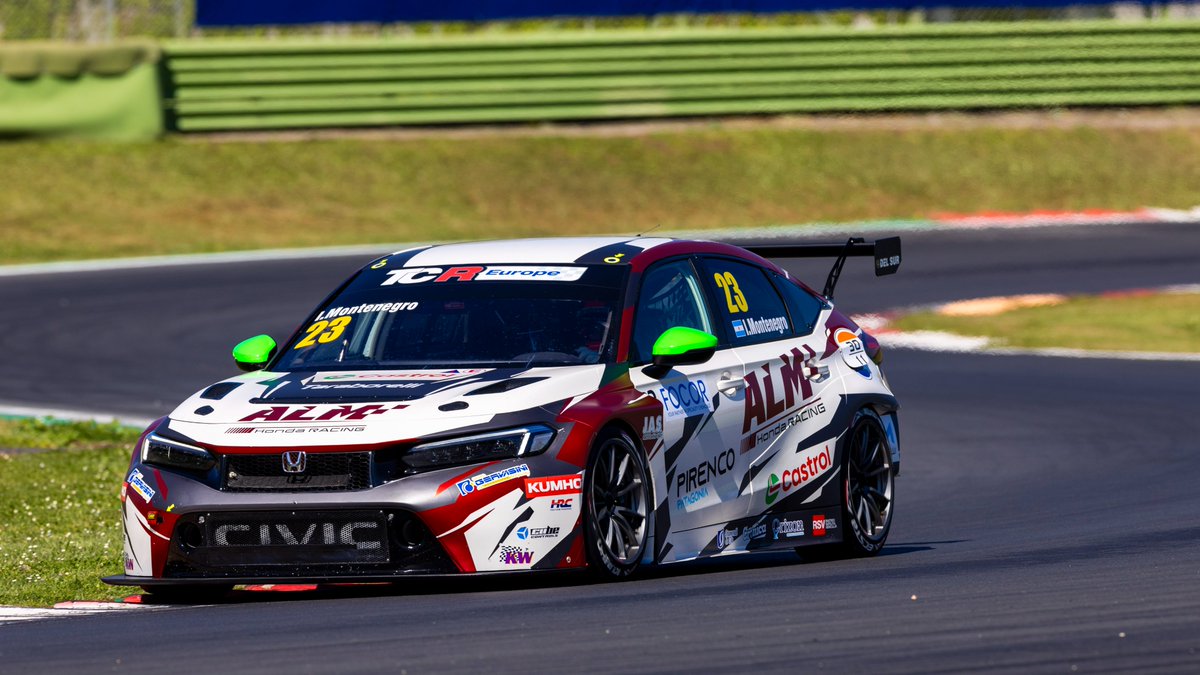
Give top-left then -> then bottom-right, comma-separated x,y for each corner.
800,407 -> 894,561
584,427 -> 652,580
139,584 -> 232,604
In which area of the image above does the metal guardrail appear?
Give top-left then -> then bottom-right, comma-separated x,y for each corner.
158,21 -> 1200,132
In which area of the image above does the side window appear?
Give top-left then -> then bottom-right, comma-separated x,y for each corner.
772,273 -> 827,337
631,259 -> 713,363
700,258 -> 791,346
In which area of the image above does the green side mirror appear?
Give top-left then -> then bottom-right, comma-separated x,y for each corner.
649,327 -> 718,372
232,335 -> 277,372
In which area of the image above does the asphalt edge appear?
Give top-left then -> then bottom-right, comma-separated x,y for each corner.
4,208 -> 1197,278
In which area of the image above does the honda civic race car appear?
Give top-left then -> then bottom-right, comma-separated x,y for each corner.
104,235 -> 902,596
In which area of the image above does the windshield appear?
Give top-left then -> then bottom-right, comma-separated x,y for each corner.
275,264 -> 628,370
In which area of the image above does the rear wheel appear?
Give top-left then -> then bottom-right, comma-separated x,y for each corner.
800,408 -> 894,560
843,408 -> 895,556
584,428 -> 651,579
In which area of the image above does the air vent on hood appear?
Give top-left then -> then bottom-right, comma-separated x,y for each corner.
466,377 -> 547,396
200,382 -> 240,400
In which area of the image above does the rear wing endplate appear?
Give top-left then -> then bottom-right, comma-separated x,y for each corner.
744,236 -> 901,301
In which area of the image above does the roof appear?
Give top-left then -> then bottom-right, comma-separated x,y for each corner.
398,237 -> 675,266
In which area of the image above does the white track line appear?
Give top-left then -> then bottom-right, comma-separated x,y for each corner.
878,330 -> 1200,362
0,603 -> 153,625
4,216 -> 1196,278
0,243 -> 409,278
0,402 -> 153,428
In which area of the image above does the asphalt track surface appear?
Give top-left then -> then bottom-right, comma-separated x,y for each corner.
1,223 -> 1199,673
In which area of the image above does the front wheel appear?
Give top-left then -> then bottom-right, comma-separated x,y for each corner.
584,428 -> 652,579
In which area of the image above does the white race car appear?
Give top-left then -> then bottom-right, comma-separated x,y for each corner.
105,235 -> 901,598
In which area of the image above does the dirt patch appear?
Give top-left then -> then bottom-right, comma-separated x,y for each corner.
187,107 -> 1200,144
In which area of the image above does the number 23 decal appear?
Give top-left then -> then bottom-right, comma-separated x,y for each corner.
714,272 -> 749,314
294,316 -> 352,349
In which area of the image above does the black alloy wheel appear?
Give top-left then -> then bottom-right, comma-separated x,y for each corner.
584,428 -> 652,579
800,407 -> 894,561
842,407 -> 895,556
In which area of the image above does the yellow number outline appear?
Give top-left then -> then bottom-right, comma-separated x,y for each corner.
713,272 -> 749,314
294,316 -> 353,349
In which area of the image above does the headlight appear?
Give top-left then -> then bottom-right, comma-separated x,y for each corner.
405,425 -> 556,470
141,434 -> 216,472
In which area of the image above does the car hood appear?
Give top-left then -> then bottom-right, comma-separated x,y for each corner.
164,366 -> 607,448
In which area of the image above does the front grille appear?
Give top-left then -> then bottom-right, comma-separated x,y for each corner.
164,509 -> 458,578
222,452 -> 372,492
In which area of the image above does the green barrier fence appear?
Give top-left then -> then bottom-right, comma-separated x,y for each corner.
0,42 -> 164,140
162,21 -> 1200,132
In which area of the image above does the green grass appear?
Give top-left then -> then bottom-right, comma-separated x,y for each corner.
0,420 -> 139,607
892,292 -> 1200,352
0,1 -> 919,41
3,121 -> 1200,263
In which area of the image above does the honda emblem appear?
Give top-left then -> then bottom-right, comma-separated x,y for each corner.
281,450 -> 307,474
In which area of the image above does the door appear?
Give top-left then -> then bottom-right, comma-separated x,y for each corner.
697,257 -> 841,530
626,258 -> 747,562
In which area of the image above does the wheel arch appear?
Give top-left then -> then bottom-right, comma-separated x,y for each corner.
592,417 -> 658,507
842,393 -> 900,476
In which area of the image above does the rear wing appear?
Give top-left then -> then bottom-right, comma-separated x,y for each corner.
743,236 -> 901,301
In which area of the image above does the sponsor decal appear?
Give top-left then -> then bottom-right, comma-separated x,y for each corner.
124,554 -> 134,572
381,266 -> 586,285
226,425 -> 366,434
311,369 -> 489,383
549,497 -> 574,511
731,315 -> 789,339
744,522 -> 768,541
523,474 -> 583,498
675,486 -> 708,511
744,399 -> 827,453
238,403 -> 407,423
651,379 -> 711,419
315,301 -> 418,321
715,521 -> 766,548
303,382 -> 424,390
456,464 -> 531,497
516,525 -> 560,541
813,515 -> 837,537
834,328 -> 872,378
716,526 -> 739,549
743,347 -> 817,435
126,469 -> 155,503
641,414 -> 663,441
772,517 -> 805,539
497,546 -> 534,565
765,444 -> 834,505
676,448 -> 735,497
